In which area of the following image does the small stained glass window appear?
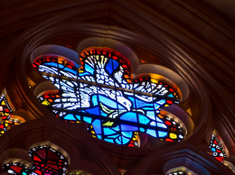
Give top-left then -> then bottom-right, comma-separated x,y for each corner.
0,90 -> 18,136
3,145 -> 68,175
209,133 -> 227,162
32,48 -> 186,146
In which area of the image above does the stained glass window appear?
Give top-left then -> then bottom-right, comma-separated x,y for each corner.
32,48 -> 186,146
3,161 -> 30,175
209,133 -> 227,162
3,145 -> 68,175
0,90 -> 21,136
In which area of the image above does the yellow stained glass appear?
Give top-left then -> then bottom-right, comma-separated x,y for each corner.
1,101 -> 5,105
41,100 -> 50,105
151,79 -> 158,84
170,133 -> 177,139
102,121 -> 114,126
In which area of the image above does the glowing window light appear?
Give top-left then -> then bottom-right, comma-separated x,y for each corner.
32,48 -> 186,146
3,145 -> 68,175
209,132 -> 227,162
0,90 -> 23,136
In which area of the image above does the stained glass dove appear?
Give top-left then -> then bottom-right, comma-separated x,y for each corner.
33,48 -> 185,146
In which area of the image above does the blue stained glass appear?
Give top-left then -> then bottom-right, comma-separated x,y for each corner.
64,67 -> 77,75
103,128 -> 116,135
92,119 -> 101,134
158,131 -> 168,137
78,72 -> 90,76
146,111 -> 155,120
157,123 -> 167,128
115,136 -> 129,145
157,99 -> 166,105
143,107 -> 155,111
146,129 -> 157,137
115,138 -> 121,144
154,104 -> 160,109
121,131 -> 133,138
99,95 -> 117,109
84,64 -> 94,75
104,138 -> 115,143
117,104 -> 126,110
58,64 -> 64,68
106,59 -> 113,74
100,110 -> 108,117
121,136 -> 130,144
34,51 -> 184,146
45,62 -> 57,67
97,135 -> 102,139
139,114 -> 150,125
150,121 -> 156,126
112,59 -> 119,71
211,148 -> 216,152
64,114 -> 76,120
107,134 -> 120,138
168,94 -> 174,98
83,116 -> 92,124
75,115 -> 81,120
121,124 -> 138,131
128,97 -> 136,108
135,99 -> 153,108
120,112 -> 137,123
92,95 -> 99,106
112,125 -> 120,131
156,117 -> 163,123
85,107 -> 100,115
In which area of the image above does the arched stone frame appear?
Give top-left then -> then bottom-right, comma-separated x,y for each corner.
1,1 -> 234,147
0,13 -> 233,174
12,23 -> 211,136
0,25 -> 207,172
